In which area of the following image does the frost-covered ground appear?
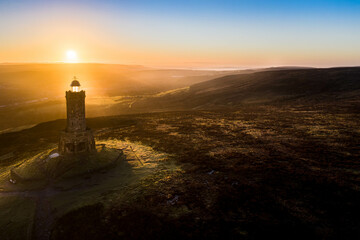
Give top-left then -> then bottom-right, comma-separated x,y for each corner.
0,107 -> 359,239
0,138 -> 178,240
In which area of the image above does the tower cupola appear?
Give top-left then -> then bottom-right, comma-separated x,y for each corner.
70,76 -> 81,92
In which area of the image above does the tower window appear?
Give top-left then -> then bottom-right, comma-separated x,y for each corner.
72,86 -> 80,92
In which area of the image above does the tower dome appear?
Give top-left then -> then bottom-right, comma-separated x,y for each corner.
70,76 -> 81,92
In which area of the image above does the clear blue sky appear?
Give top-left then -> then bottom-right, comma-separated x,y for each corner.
0,0 -> 359,67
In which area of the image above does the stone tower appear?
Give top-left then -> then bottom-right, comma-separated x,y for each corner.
59,77 -> 95,155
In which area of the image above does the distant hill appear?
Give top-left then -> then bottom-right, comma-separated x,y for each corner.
0,63 -> 242,105
0,63 -> 251,130
129,67 -> 360,111
1,65 -> 358,131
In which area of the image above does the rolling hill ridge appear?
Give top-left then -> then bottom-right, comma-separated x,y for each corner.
130,67 -> 360,111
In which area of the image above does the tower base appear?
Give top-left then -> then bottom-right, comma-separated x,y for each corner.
59,129 -> 95,155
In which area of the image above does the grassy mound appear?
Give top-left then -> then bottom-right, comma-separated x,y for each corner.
9,145 -> 122,185
61,146 -> 122,179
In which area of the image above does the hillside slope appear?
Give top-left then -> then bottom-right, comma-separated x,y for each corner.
1,109 -> 359,239
130,67 -> 360,111
0,63 -> 240,105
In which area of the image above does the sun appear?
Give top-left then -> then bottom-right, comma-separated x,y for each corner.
65,50 -> 78,63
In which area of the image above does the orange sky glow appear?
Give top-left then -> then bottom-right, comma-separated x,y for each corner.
1,1 -> 360,68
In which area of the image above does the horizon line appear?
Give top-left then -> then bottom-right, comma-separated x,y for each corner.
0,61 -> 360,71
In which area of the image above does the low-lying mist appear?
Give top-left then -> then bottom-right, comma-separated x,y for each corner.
0,63 -> 237,131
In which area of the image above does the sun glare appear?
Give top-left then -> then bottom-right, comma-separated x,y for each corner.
66,50 -> 78,63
